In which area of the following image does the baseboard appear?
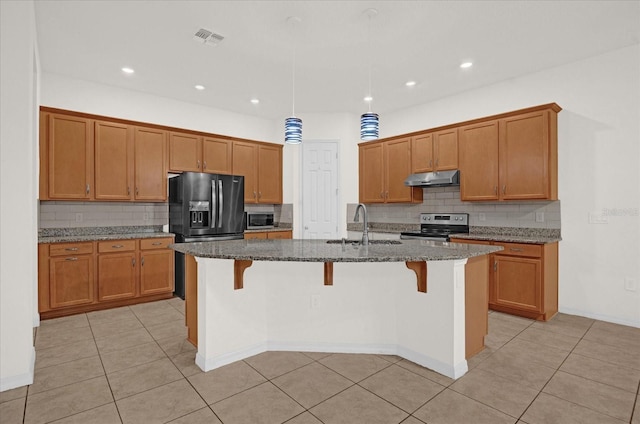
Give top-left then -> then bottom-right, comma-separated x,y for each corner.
559,307 -> 640,328
396,345 -> 468,379
0,346 -> 35,392
196,342 -> 268,372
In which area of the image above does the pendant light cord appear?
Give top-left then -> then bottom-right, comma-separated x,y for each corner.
367,12 -> 372,114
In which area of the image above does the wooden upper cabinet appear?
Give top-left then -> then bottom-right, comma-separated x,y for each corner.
232,141 -> 258,203
385,138 -> 414,202
359,142 -> 385,203
133,127 -> 167,201
257,144 -> 283,204
46,113 -> 94,200
499,110 -> 555,200
411,134 -> 434,173
203,137 -> 232,174
94,121 -> 133,200
168,132 -> 202,173
359,138 -> 421,204
459,120 -> 500,201
433,128 -> 458,171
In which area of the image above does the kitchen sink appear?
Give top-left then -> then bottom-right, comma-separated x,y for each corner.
325,239 -> 402,245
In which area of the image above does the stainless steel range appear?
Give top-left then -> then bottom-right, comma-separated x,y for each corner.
400,213 -> 469,241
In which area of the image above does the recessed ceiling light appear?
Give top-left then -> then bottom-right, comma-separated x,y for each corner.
364,96 -> 373,102
405,81 -> 416,87
250,98 -> 260,105
460,62 -> 473,69
121,67 -> 135,74
194,85 -> 205,91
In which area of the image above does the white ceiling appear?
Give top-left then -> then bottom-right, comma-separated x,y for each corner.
34,1 -> 640,120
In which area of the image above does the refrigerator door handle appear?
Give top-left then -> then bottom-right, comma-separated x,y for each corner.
218,180 -> 223,228
211,180 -> 217,229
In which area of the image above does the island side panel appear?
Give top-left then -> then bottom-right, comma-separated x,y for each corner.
195,257 -> 268,371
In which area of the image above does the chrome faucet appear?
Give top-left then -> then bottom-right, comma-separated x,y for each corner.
353,203 -> 369,246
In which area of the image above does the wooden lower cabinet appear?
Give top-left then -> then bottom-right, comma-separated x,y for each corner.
450,238 -> 558,321
465,255 -> 489,359
39,236 -> 175,319
244,230 -> 292,240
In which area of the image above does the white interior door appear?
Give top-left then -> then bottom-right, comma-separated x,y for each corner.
302,141 -> 339,239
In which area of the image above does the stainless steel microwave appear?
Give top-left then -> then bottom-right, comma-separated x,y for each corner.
245,212 -> 274,229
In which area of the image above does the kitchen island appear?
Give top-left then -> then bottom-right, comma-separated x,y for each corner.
171,239 -> 502,379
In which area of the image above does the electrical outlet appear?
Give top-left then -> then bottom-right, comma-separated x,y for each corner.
311,295 -> 320,309
479,213 -> 486,222
536,212 -> 545,223
624,277 -> 638,292
588,212 -> 608,224
75,213 -> 83,222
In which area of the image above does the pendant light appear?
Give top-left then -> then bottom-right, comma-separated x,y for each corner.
285,16 -> 302,144
361,8 -> 379,141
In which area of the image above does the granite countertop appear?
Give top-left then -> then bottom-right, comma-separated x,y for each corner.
170,239 -> 502,263
38,226 -> 172,244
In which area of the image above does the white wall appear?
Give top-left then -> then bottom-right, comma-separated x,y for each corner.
1,0 -> 38,391
380,45 -> 640,327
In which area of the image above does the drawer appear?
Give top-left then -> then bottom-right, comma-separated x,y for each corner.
98,240 -> 136,253
494,242 -> 542,258
267,231 -> 292,240
140,237 -> 174,250
49,242 -> 93,256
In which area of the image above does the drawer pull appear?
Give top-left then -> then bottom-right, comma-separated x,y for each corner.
112,244 -> 124,249
64,247 -> 79,251
493,262 -> 497,271
141,257 -> 145,266
65,257 -> 78,261
509,248 -> 524,252
132,258 -> 136,267
152,242 -> 162,246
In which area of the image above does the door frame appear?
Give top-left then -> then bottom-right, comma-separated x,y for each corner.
299,140 -> 341,240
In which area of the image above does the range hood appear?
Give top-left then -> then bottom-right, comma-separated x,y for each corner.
404,170 -> 460,187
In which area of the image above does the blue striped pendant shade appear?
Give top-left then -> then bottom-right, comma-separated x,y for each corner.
360,112 -> 379,141
285,117 -> 302,144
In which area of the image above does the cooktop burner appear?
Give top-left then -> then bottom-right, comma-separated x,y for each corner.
400,213 -> 469,241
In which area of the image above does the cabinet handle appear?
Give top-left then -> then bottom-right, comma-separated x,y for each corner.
86,184 -> 90,194
493,261 -> 497,272
203,161 -> 207,169
380,192 -> 384,198
197,160 -> 201,168
509,248 -> 524,252
141,257 -> 145,266
127,186 -> 131,196
502,185 -> 506,194
152,242 -> 162,246
112,244 -> 124,249
64,247 -> 79,251
258,192 -> 262,199
132,258 -> 136,267
65,257 -> 78,261
136,187 -> 139,196
253,191 -> 257,199
494,186 -> 498,195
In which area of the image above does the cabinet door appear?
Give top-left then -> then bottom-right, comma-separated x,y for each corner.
359,142 -> 385,203
140,250 -> 174,296
499,111 -> 550,200
94,121 -> 133,200
257,144 -> 283,204
433,128 -> 458,171
493,255 -> 542,313
134,127 -> 167,201
169,132 -> 202,172
267,231 -> 292,239
48,114 -> 93,199
202,137 -> 232,174
49,255 -> 94,308
97,252 -> 137,301
244,232 -> 267,240
458,120 -> 499,201
385,138 -> 414,202
232,141 -> 258,203
411,133 -> 434,173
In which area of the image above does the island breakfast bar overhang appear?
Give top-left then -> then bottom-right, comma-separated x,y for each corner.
171,239 -> 502,379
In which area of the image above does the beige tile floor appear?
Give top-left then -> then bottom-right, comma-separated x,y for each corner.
1,298 -> 639,424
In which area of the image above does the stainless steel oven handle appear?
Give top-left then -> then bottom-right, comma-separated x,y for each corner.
211,180 -> 217,229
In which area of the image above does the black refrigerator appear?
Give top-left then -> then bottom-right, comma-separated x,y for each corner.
169,172 -> 245,298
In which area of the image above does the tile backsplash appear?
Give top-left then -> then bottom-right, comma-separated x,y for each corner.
348,186 -> 561,229
39,201 -> 168,229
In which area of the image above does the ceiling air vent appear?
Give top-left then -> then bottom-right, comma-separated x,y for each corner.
193,28 -> 225,46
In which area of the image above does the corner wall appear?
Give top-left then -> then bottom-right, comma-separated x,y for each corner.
1,0 -> 38,390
